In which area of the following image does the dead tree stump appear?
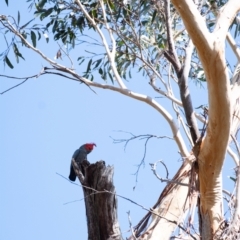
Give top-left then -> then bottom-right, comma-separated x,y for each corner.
73,160 -> 123,240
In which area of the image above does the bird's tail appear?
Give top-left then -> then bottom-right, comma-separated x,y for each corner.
69,164 -> 76,181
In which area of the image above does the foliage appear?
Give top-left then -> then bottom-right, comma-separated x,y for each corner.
2,0 -> 239,83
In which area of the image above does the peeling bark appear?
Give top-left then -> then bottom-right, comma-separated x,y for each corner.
129,156 -> 194,240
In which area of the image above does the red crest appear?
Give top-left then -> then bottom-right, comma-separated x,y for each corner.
84,143 -> 96,151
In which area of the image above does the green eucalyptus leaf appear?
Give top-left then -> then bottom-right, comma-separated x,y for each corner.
18,11 -> 20,25
31,31 -> 37,47
40,8 -> 53,21
13,43 -> 24,62
20,18 -> 34,30
151,10 -> 157,24
86,59 -> 92,73
93,59 -> 102,69
99,68 -> 103,75
108,72 -> 114,83
5,56 -> 14,69
38,31 -> 41,40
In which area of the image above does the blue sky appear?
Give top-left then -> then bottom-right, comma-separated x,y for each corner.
0,1 -> 238,239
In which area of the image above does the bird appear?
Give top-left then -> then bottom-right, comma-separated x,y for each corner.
69,143 -> 96,181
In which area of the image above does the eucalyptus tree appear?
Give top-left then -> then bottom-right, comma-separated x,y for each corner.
1,0 -> 240,239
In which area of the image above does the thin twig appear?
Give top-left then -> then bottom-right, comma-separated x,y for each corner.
127,211 -> 137,240
150,159 -> 169,179
231,134 -> 240,158
111,131 -> 174,185
1,78 -> 28,94
150,160 -> 189,187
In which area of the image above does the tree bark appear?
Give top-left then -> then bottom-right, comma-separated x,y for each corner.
169,1 -> 240,237
73,160 -> 123,240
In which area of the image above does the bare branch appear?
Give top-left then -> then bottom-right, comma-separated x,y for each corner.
163,0 -> 181,74
178,40 -> 200,143
149,160 -> 189,187
0,69 -> 97,94
150,159 -> 169,179
233,165 -> 240,224
1,78 -> 28,94
149,79 -> 183,105
222,189 -> 232,198
112,132 -> 173,148
112,132 -> 173,184
226,33 -> 240,63
227,146 -> 240,166
127,211 -> 137,240
178,112 -> 194,147
231,135 -> 240,158
99,0 -> 116,56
